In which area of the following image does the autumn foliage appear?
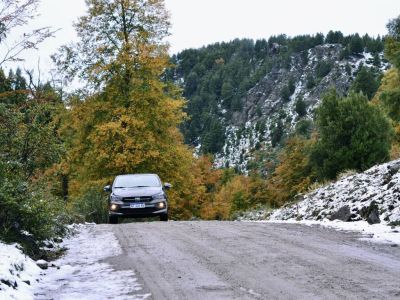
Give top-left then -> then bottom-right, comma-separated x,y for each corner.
266,137 -> 315,207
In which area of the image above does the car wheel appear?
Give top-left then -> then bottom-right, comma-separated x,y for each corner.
109,215 -> 118,224
160,214 -> 168,221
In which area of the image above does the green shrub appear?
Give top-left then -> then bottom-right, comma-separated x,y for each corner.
295,97 -> 307,117
71,186 -> 108,224
0,161 -> 67,256
311,90 -> 393,179
316,61 -> 332,79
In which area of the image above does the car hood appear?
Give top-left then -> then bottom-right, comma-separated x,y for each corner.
112,187 -> 162,198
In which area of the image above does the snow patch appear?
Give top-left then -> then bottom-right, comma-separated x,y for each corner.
34,224 -> 150,300
0,243 -> 41,300
267,220 -> 400,245
239,159 -> 400,245
270,160 -> 400,224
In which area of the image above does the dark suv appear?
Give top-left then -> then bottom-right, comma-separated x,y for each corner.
104,174 -> 171,224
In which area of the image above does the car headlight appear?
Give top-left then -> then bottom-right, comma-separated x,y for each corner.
153,192 -> 166,200
110,194 -> 123,203
156,201 -> 166,209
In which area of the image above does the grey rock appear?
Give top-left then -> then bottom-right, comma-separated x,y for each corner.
330,205 -> 352,222
387,181 -> 396,189
53,237 -> 63,243
388,161 -> 400,175
382,173 -> 392,186
36,260 -> 48,270
366,201 -> 381,225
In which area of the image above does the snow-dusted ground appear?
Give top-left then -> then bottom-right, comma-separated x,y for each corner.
267,220 -> 400,245
238,159 -> 400,245
0,225 -> 151,300
0,243 -> 41,300
35,224 -> 150,300
270,160 -> 400,224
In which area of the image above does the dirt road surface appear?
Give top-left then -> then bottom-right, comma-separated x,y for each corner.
104,221 -> 400,299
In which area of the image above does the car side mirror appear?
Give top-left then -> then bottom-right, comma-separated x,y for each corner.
104,185 -> 111,192
164,183 -> 172,190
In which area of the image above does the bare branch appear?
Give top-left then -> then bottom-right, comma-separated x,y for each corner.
0,0 -> 56,66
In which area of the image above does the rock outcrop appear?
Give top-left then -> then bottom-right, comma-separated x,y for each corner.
269,159 -> 400,224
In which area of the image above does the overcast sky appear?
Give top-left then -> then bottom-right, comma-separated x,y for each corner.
4,0 -> 400,76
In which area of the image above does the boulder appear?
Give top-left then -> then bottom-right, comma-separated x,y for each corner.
361,201 -> 381,224
388,161 -> 400,175
330,205 -> 351,222
367,208 -> 380,224
36,260 -> 48,270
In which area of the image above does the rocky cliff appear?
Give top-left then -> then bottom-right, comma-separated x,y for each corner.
169,36 -> 388,171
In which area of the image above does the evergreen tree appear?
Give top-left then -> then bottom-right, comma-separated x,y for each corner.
373,53 -> 381,67
349,34 -> 364,54
0,70 -> 66,245
345,63 -> 352,76
0,68 -> 11,94
314,33 -> 325,45
281,77 -> 295,102
350,66 -> 380,99
311,90 -> 392,180
295,119 -> 313,138
202,119 -> 225,154
306,74 -> 316,89
295,97 -> 307,117
325,30 -> 344,44
316,61 -> 332,79
271,120 -> 284,147
254,39 -> 268,59
339,46 -> 350,60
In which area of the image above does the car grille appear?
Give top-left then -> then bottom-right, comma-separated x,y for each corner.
118,207 -> 158,215
123,196 -> 153,202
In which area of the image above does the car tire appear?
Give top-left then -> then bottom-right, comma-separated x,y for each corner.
109,215 -> 118,224
160,214 -> 168,221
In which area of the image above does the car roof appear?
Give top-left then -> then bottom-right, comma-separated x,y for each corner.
116,173 -> 159,177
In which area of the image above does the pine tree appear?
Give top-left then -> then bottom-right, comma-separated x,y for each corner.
295,97 -> 307,117
311,90 -> 392,179
325,30 -> 344,44
351,66 -> 380,99
271,120 -> 284,147
349,34 -> 364,55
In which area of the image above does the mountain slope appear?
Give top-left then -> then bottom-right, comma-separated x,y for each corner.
168,34 -> 388,171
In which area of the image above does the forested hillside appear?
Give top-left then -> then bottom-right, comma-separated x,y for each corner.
167,33 -> 387,172
1,0 -> 400,251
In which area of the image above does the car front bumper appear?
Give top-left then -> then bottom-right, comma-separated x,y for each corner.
109,202 -> 167,217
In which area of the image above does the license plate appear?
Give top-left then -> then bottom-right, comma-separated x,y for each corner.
130,203 -> 145,209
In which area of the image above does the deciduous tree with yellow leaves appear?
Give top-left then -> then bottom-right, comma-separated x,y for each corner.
54,0 -> 197,220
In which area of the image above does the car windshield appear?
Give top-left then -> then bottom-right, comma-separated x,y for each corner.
113,175 -> 161,188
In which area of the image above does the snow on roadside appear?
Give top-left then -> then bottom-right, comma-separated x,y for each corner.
0,243 -> 41,300
267,220 -> 400,245
238,159 -> 400,245
1,224 -> 150,300
269,159 -> 400,224
35,224 -> 151,300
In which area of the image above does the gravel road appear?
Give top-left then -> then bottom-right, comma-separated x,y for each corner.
104,221 -> 400,300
